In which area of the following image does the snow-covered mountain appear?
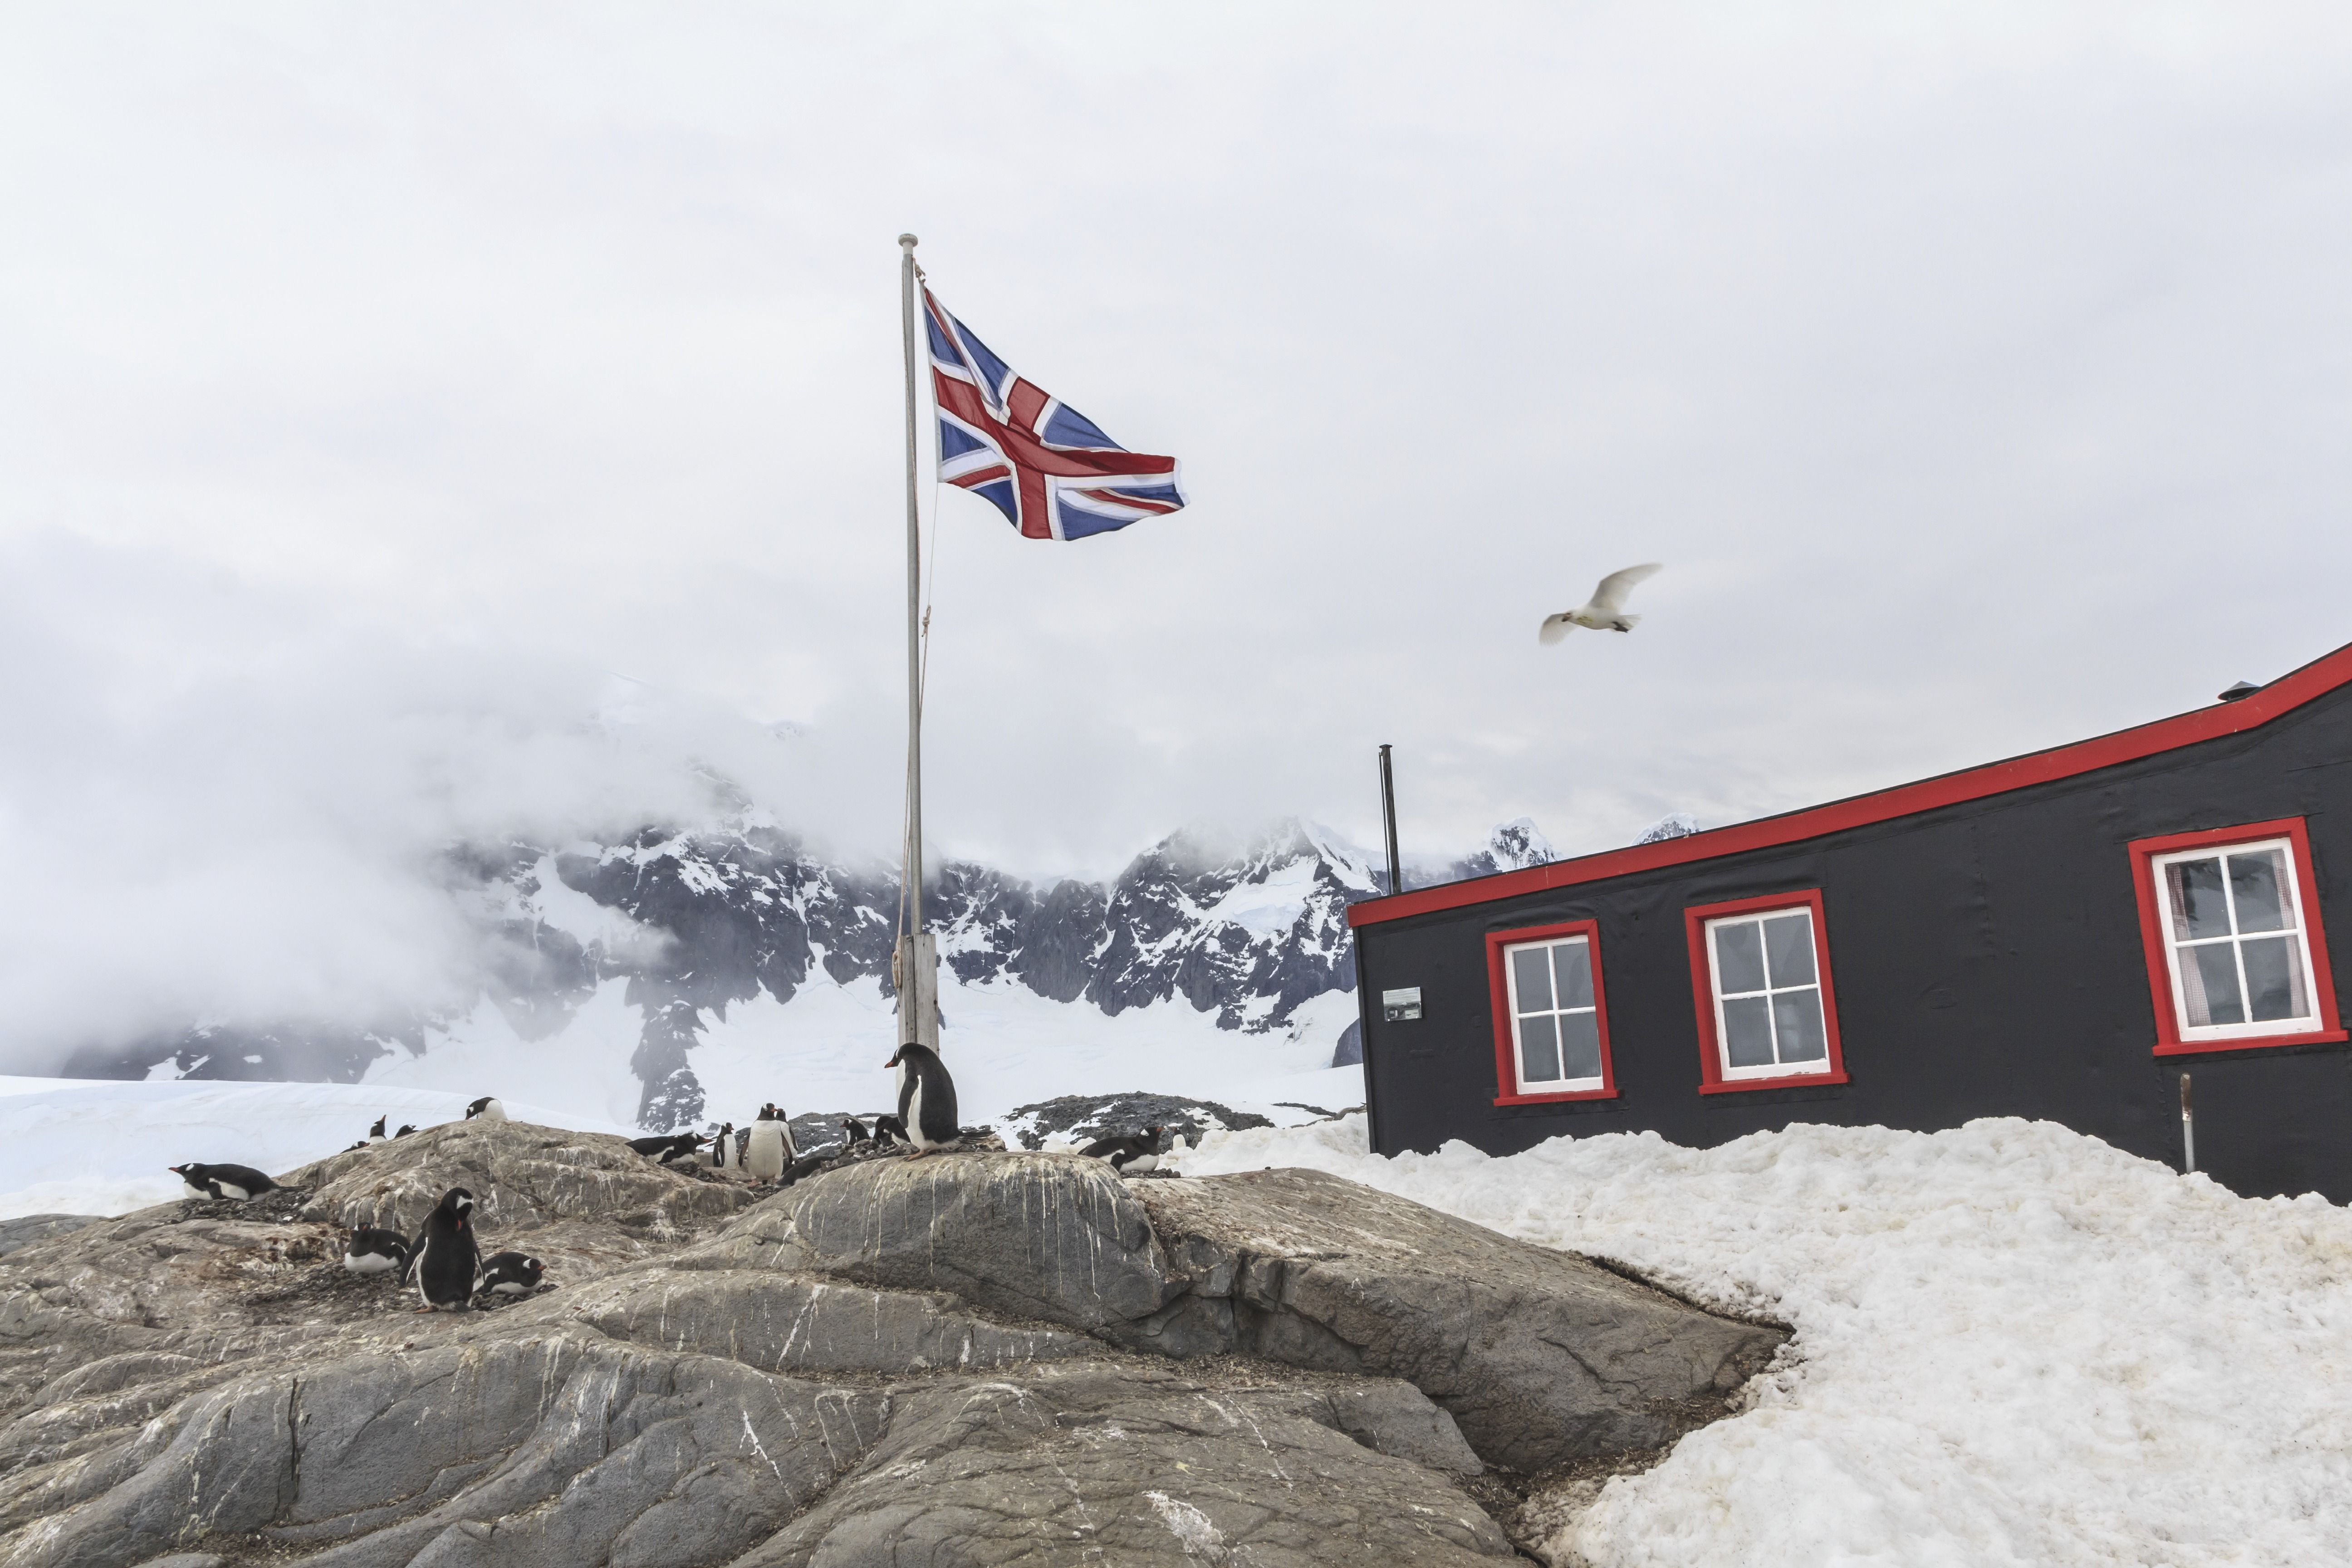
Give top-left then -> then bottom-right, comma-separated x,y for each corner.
68,817 -> 1548,1130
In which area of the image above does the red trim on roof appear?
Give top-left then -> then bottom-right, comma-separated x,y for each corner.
1349,642 -> 2352,928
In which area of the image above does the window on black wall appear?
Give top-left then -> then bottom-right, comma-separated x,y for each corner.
2128,819 -> 2344,1057
1707,909 -> 1828,1075
1504,935 -> 1604,1091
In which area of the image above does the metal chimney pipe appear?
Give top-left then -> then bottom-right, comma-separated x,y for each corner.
1378,744 -> 1402,897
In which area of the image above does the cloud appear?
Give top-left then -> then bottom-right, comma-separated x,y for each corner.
4,4 -> 2352,1060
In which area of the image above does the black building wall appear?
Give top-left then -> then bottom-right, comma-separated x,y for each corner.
1356,685 -> 2352,1201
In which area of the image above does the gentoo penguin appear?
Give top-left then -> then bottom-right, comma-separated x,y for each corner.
476,1251 -> 544,1297
705,1122 -> 735,1170
395,1124 -> 417,1137
626,1132 -> 705,1165
465,1096 -> 507,1122
342,1226 -> 411,1275
367,1115 -> 388,1145
870,1113 -> 909,1148
411,1187 -> 480,1312
779,1151 -> 831,1188
743,1107 -> 792,1185
1079,1126 -> 1165,1173
168,1162 -> 278,1201
840,1115 -> 871,1146
883,1043 -> 959,1160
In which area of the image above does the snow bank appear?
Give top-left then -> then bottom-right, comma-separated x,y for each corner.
1175,1115 -> 2352,1567
0,1078 -> 634,1220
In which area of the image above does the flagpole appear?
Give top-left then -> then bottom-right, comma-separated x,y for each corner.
894,232 -> 940,1053
899,233 -> 923,941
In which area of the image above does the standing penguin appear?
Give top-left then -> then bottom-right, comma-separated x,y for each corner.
840,1115 -> 872,1147
743,1106 -> 792,1185
465,1096 -> 507,1122
705,1122 -> 735,1171
366,1116 -> 388,1145
411,1187 -> 481,1312
884,1043 -> 959,1160
342,1227 -> 411,1275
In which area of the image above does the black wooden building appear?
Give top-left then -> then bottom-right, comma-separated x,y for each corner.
1348,643 -> 2352,1201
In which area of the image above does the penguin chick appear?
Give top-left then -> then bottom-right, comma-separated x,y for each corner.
476,1251 -> 544,1297
412,1187 -> 481,1312
342,1227 -> 411,1275
883,1043 -> 960,1160
1078,1127 -> 1165,1173
167,1162 -> 278,1201
465,1096 -> 507,1122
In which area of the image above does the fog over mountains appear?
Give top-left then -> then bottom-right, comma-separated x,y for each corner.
67,814 -> 1565,1129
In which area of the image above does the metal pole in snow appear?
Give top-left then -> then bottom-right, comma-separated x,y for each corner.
2180,1073 -> 2195,1174
1378,744 -> 1402,896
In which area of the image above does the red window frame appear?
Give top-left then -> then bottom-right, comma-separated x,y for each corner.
2128,818 -> 2346,1057
1685,889 -> 1851,1093
1486,918 -> 1620,1105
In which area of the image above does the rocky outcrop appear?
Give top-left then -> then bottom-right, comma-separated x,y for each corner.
761,1155 -> 1780,1474
0,1121 -> 1777,1566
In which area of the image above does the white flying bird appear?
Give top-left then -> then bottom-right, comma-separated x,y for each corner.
1539,563 -> 1662,643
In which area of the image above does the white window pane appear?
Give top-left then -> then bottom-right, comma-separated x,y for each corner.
1714,921 -> 1767,995
1519,1014 -> 1562,1084
1773,989 -> 1828,1063
1722,995 -> 1775,1068
2167,858 -> 2232,941
2228,849 -> 2291,935
2186,943 -> 2245,1027
1762,912 -> 1816,987
2241,936 -> 2309,1024
1554,941 -> 1594,1009
1511,946 -> 1553,1013
1558,1010 -> 1602,1082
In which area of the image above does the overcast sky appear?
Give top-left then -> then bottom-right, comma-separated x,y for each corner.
4,4 -> 2351,1055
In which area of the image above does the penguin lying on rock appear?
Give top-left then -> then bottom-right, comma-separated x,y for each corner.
169,1162 -> 278,1201
411,1188 -> 480,1312
870,1113 -> 909,1148
1079,1127 -> 1166,1173
477,1251 -> 544,1298
342,1227 -> 411,1275
840,1115 -> 871,1145
884,1043 -> 960,1160
395,1124 -> 416,1137
465,1096 -> 507,1122
626,1132 -> 706,1165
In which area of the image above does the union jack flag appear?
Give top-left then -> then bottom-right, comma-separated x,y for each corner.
923,289 -> 1186,541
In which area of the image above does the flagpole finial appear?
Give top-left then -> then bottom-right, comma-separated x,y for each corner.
898,233 -> 918,249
